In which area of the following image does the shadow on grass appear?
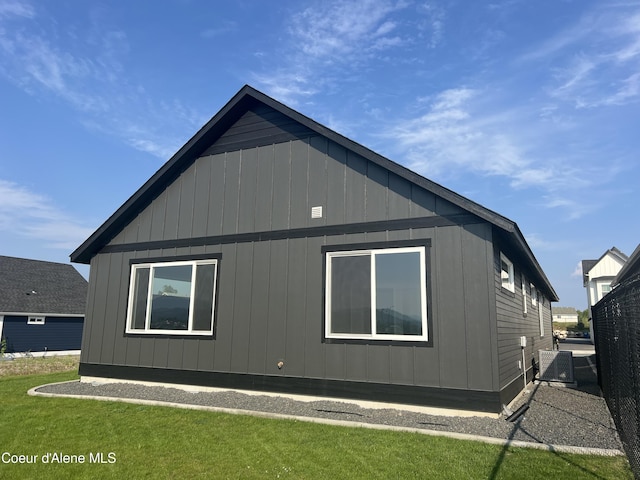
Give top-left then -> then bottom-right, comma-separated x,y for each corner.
489,357 -> 624,480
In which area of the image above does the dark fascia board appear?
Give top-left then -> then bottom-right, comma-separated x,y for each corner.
614,243 -> 640,285
493,224 -> 558,302
70,86 -> 256,264
511,223 -> 559,301
70,85 -> 557,299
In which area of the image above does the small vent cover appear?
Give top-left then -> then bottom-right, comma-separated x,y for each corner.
538,350 -> 575,383
311,206 -> 323,219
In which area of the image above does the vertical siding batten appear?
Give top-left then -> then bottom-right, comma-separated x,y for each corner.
304,235 -> 326,379
290,139 -> 309,228
238,147 -> 258,233
265,239 -> 289,375
255,144 -> 275,232
230,242 -> 254,372
435,225 -> 468,389
213,243 -> 237,371
247,241 -> 271,374
285,238 -> 308,377
461,223 -> 494,391
177,164 -> 196,239
207,153 -> 225,237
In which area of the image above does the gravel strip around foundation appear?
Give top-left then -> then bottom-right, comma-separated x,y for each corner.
34,355 -> 623,453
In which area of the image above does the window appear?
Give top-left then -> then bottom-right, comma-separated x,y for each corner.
126,259 -> 218,335
531,284 -> 538,307
538,295 -> 545,337
521,276 -> 527,315
500,253 -> 514,293
325,246 -> 428,341
602,283 -> 612,294
28,317 -> 45,325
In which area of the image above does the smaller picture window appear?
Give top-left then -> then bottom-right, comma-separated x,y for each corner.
538,295 -> 545,337
125,258 -> 218,335
28,317 -> 45,325
531,284 -> 538,306
500,253 -> 515,293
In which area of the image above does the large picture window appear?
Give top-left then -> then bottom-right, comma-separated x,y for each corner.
325,246 -> 428,341
126,259 -> 218,335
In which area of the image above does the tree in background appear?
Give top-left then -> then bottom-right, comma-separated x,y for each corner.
576,309 -> 590,330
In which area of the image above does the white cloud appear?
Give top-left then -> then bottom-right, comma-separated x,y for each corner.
255,0 -> 440,103
387,88 -> 533,180
0,0 -> 34,19
382,85 -> 613,220
524,3 -> 640,108
290,0 -> 404,58
0,180 -> 94,249
0,3 -> 204,160
571,261 -> 583,278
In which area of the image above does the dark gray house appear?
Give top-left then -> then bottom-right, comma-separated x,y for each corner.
0,256 -> 87,353
71,85 -> 558,413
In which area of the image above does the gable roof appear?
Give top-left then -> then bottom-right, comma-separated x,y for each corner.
70,84 -> 558,301
0,256 -> 88,315
582,246 -> 628,286
581,259 -> 598,279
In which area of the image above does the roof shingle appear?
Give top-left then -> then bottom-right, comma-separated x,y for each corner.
0,256 -> 87,315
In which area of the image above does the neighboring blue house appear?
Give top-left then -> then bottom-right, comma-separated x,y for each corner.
0,256 -> 88,354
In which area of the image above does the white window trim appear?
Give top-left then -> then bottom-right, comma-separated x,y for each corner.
531,284 -> 537,307
500,253 -> 515,293
325,246 -> 428,342
125,259 -> 218,335
538,296 -> 545,337
28,316 -> 45,325
521,276 -> 528,315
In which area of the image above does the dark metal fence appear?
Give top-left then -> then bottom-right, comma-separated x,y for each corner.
592,273 -> 640,478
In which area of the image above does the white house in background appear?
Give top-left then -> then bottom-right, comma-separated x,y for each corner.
552,307 -> 579,324
582,247 -> 628,342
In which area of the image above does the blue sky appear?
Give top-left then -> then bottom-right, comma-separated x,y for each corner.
1,0 -> 638,309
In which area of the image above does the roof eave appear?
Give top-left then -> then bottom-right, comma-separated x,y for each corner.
71,86 -> 260,264
70,85 -> 558,301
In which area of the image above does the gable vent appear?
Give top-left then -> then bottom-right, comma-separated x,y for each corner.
311,206 -> 323,219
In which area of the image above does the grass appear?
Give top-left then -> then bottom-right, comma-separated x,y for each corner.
0,357 -> 633,479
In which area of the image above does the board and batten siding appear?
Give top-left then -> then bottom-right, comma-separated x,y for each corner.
107,139 -> 451,246
81,131 -> 499,395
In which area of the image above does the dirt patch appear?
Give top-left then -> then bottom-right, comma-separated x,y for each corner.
0,355 -> 79,377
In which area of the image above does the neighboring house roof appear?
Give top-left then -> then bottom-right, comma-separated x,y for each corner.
552,307 -> 578,315
0,256 -> 88,315
582,247 -> 628,286
70,84 -> 559,302
614,243 -> 640,285
581,260 -> 598,280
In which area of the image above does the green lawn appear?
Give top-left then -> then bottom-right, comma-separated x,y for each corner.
0,364 -> 633,479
